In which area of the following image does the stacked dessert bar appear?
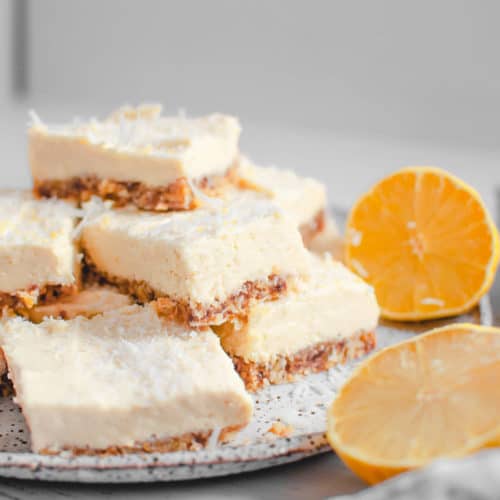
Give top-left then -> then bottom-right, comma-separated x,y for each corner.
0,105 -> 379,454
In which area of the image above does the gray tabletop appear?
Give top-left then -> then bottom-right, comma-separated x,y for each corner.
0,454 -> 364,500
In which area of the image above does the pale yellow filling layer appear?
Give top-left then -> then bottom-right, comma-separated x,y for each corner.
29,106 -> 241,186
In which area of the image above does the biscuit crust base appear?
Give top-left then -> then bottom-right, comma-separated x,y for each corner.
0,284 -> 79,314
0,374 -> 13,398
83,257 -> 287,327
232,330 -> 376,392
34,168 -> 235,212
39,424 -> 243,456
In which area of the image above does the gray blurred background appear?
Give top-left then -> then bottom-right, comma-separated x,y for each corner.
0,0 -> 499,212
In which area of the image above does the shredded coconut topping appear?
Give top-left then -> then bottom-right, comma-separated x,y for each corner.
421,297 -> 445,306
81,195 -> 284,242
350,259 -> 369,278
348,228 -> 363,246
30,105 -> 241,160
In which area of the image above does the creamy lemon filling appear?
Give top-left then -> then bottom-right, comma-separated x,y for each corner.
29,105 -> 241,186
0,304 -> 253,452
215,254 -> 379,362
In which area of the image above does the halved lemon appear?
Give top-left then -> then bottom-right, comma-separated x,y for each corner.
345,167 -> 499,320
327,324 -> 500,484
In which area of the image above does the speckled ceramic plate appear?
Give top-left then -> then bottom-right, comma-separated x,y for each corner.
0,297 -> 491,483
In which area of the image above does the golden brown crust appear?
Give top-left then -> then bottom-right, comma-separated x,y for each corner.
155,276 -> 286,327
39,424 -> 243,456
0,375 -> 13,398
0,283 -> 79,314
299,209 -> 326,247
34,168 -> 235,212
232,331 -> 376,392
83,256 -> 287,327
0,346 -> 11,397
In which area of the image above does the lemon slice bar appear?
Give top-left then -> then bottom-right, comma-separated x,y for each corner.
30,104 -> 241,211
214,255 -> 379,391
81,198 -> 311,326
233,156 -> 334,247
0,288 -> 132,382
0,304 -> 253,454
0,191 -> 79,312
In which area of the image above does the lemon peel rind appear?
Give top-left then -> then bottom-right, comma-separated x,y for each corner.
344,166 -> 500,321
327,323 -> 500,484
